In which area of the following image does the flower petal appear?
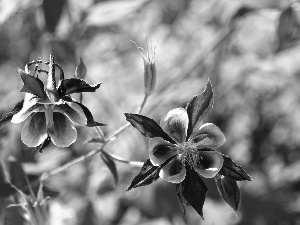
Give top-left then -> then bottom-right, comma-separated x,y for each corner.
189,150 -> 224,178
21,113 -> 47,147
159,154 -> 186,183
189,123 -> 226,148
49,113 -> 77,147
160,108 -> 189,143
54,102 -> 87,126
11,94 -> 43,124
149,137 -> 178,166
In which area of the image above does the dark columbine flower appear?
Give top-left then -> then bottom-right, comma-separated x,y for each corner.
125,80 -> 252,219
0,54 -> 104,151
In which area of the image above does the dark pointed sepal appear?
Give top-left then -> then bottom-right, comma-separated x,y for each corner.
219,155 -> 252,181
127,156 -> 174,191
19,70 -> 47,98
176,183 -> 187,216
35,136 -> 51,153
73,102 -> 106,127
186,79 -> 213,140
0,100 -> 24,129
215,175 -> 240,212
181,163 -> 208,219
100,150 -> 118,185
124,113 -> 175,144
58,78 -> 101,96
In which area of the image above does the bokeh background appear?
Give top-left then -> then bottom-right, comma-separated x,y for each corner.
0,0 -> 300,224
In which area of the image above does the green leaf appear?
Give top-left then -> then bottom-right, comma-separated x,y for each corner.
186,80 -> 214,140
0,162 -> 15,198
124,113 -> 175,144
182,163 -> 208,219
0,100 -> 24,129
127,157 -> 174,191
219,155 -> 252,181
100,151 -> 118,185
7,156 -> 27,190
58,78 -> 101,96
19,70 -> 46,98
215,175 -> 240,212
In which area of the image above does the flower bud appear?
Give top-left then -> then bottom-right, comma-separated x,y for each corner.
143,52 -> 156,96
75,57 -> 87,79
132,40 -> 157,96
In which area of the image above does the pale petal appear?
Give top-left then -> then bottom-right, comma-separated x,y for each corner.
54,102 -> 87,126
21,113 -> 47,147
159,155 -> 186,183
49,113 -> 77,147
160,108 -> 189,143
11,95 -> 43,124
149,137 -> 177,166
189,150 -> 224,178
189,123 -> 226,149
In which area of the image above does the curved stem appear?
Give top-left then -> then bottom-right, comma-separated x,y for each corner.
40,94 -> 149,182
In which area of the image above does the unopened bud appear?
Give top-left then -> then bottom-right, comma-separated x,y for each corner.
143,51 -> 156,96
75,57 -> 87,79
132,40 -> 157,96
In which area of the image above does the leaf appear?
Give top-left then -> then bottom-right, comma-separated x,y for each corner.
124,113 -> 175,144
186,80 -> 214,140
176,183 -> 186,215
73,102 -> 106,127
127,157 -> 174,191
100,151 -> 118,185
58,78 -> 101,96
0,162 -> 15,198
182,163 -> 208,219
0,100 -> 24,129
75,58 -> 87,79
19,70 -> 46,98
219,155 -> 252,181
215,175 -> 240,212
7,156 -> 27,189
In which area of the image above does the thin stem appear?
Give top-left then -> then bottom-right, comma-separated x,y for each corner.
94,126 -> 106,141
40,94 -> 149,182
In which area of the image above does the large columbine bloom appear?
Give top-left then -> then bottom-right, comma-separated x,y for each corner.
149,108 -> 225,183
0,54 -> 103,150
125,80 -> 252,218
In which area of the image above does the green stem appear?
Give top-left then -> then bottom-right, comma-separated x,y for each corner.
40,94 -> 149,182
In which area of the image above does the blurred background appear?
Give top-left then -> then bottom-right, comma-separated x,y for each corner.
0,0 -> 300,224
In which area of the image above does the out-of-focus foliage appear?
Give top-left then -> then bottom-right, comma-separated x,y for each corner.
0,0 -> 300,224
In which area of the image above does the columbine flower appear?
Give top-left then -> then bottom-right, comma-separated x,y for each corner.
125,80 -> 251,218
148,108 -> 225,183
0,54 -> 104,150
